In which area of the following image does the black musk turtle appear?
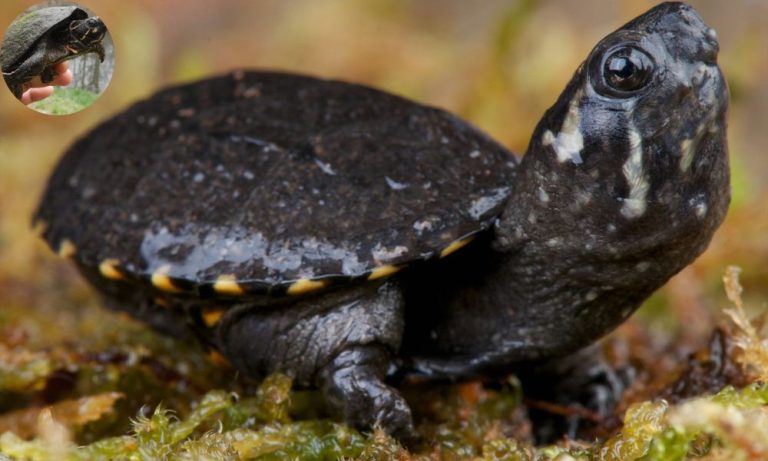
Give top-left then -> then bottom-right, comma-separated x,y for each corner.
1,6 -> 107,99
35,2 -> 729,438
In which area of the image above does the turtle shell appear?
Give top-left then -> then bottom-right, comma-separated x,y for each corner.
36,71 -> 517,297
0,6 -> 87,72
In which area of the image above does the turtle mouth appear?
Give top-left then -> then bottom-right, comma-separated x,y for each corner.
675,63 -> 727,173
692,62 -> 727,133
700,27 -> 719,65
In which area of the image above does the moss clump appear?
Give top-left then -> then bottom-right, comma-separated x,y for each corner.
0,345 -> 52,393
722,265 -> 768,380
598,401 -> 668,461
640,384 -> 768,460
0,375 -> 406,460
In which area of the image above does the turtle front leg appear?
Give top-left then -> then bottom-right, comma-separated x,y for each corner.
41,47 -> 74,84
40,65 -> 57,84
216,281 -> 414,438
516,344 -> 632,442
320,344 -> 414,439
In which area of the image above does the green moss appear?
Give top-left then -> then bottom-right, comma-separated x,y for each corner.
638,428 -> 694,461
600,401 -> 668,461
614,384 -> 768,461
0,432 -> 51,460
478,438 -> 531,461
710,382 -> 768,407
0,347 -> 52,393
28,87 -> 99,115
219,380 -> 288,431
0,375 -> 396,460
403,380 -> 525,459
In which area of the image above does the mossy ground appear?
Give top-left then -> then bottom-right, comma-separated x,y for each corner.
0,264 -> 766,460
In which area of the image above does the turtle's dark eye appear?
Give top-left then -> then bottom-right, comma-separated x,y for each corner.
602,47 -> 655,93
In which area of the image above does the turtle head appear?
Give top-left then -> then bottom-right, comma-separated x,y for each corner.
502,2 -> 729,262
68,16 -> 107,49
491,3 -> 729,354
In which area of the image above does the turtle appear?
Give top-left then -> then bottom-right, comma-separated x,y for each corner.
34,2 -> 728,439
0,6 -> 107,99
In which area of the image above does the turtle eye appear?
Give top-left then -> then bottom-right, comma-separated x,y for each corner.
601,46 -> 655,93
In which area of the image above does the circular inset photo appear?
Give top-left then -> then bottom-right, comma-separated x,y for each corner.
0,2 -> 114,115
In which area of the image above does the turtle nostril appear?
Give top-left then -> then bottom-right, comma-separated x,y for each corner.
691,63 -> 712,91
702,27 -> 719,64
706,27 -> 718,44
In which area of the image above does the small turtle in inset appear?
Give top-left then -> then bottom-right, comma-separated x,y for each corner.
1,6 -> 106,99
34,2 -> 728,439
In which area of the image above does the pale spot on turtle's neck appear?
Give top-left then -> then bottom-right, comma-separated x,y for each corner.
620,122 -> 649,219
542,89 -> 584,165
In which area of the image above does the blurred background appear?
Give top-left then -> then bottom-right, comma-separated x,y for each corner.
0,0 -> 766,358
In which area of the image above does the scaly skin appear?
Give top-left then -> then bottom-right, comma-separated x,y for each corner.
220,2 -> 728,438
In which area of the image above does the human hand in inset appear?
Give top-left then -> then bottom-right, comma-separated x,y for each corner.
20,62 -> 72,105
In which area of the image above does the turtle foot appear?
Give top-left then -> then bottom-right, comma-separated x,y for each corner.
321,346 -> 415,440
518,347 -> 634,443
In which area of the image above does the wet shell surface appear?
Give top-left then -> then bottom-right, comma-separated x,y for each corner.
36,71 -> 516,297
